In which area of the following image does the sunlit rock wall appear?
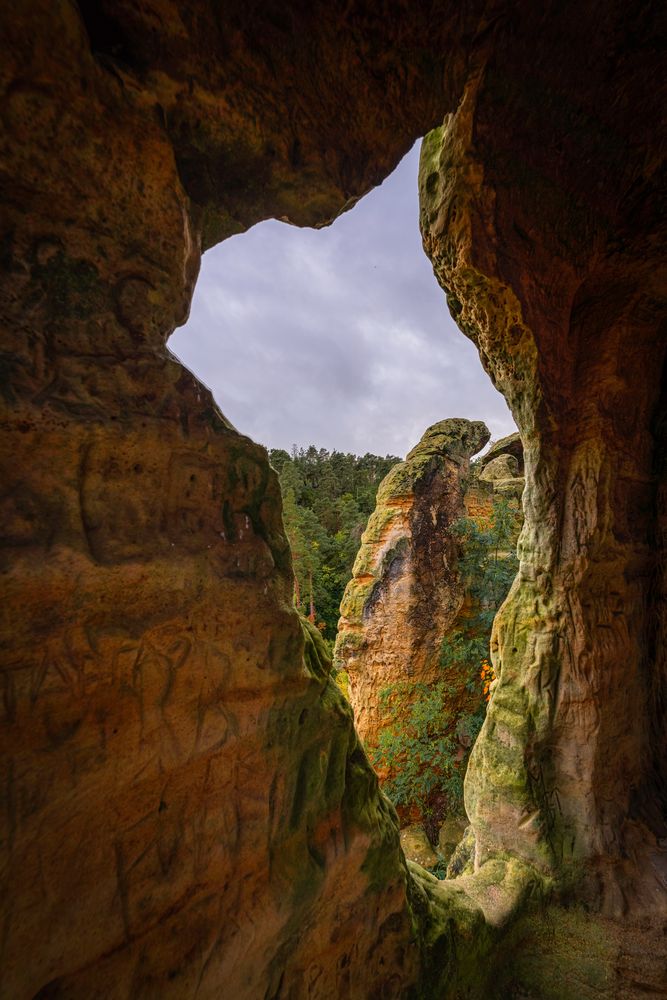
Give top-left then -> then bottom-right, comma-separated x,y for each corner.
335,419 -> 489,753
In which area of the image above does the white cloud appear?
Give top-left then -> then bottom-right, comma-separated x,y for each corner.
169,142 -> 516,458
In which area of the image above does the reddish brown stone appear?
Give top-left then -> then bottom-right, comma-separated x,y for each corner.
1,1 -> 665,997
335,418 -> 489,753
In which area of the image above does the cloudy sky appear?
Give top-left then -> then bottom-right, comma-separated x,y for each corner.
169,142 -> 516,460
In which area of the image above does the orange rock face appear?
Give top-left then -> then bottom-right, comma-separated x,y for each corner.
335,419 -> 489,752
335,424 -> 525,833
1,4 -> 444,995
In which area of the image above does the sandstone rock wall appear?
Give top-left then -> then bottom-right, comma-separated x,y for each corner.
3,3 -> 469,994
335,419 -> 489,751
335,424 -> 524,842
1,1 -> 665,996
419,6 -> 667,917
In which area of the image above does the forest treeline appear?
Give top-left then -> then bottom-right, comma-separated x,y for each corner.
269,446 -> 400,639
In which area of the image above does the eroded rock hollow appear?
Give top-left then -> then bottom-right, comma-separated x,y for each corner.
1,1 -> 665,997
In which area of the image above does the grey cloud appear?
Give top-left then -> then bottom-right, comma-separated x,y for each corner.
169,142 -> 516,458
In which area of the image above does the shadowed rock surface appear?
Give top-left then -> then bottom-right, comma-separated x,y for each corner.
418,0 -> 667,932
1,1 -> 665,997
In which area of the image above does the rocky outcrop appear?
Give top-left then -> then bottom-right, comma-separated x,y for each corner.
419,8 -> 667,924
479,459 -> 524,506
334,425 -> 523,840
463,432 -> 524,520
1,2 -> 665,997
400,825 -> 439,869
438,816 -> 469,867
1,5 -> 468,995
480,432 -> 524,475
461,476 -> 495,521
479,452 -> 518,483
335,418 -> 489,750
476,432 -> 525,503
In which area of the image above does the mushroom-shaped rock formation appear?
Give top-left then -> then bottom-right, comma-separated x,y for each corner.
479,453 -> 519,482
478,452 -> 525,502
479,431 -> 525,475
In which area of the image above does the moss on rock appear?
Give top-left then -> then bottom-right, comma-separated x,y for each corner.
406,856 -> 549,998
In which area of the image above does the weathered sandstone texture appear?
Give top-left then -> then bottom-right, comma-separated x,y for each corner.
400,825 -> 439,870
334,424 -> 523,837
1,0 -> 665,997
0,3 -> 476,995
419,4 -> 667,926
438,816 -> 469,866
478,452 -> 524,503
464,432 -> 525,520
476,432 -> 525,504
480,432 -> 524,475
335,418 -> 489,750
479,453 -> 518,483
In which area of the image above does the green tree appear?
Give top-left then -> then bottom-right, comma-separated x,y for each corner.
280,486 -> 308,609
270,446 -> 399,638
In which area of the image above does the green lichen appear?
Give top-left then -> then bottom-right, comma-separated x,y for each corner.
491,905 -> 617,999
355,500 -> 402,550
375,454 -> 437,503
339,577 -> 377,624
341,535 -> 410,628
333,631 -> 365,670
406,856 -> 550,998
405,418 -> 489,464
446,825 -> 476,878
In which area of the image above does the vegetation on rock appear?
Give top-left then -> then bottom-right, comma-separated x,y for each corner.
334,418 -> 491,762
371,497 -> 521,841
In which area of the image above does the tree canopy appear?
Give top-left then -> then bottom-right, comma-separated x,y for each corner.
271,446 -> 400,639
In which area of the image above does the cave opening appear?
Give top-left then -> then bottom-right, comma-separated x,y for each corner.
167,142 -> 516,458
167,140 -> 521,865
4,3 -> 666,996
